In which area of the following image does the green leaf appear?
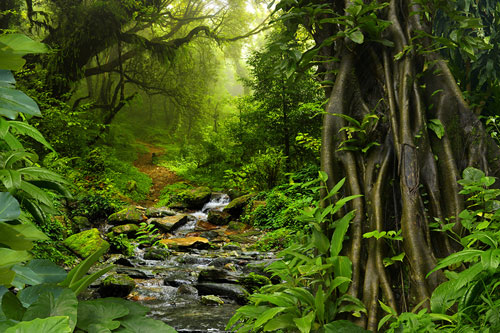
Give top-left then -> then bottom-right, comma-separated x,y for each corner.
18,167 -> 68,184
76,298 -> 129,331
331,211 -> 355,257
9,121 -> 53,150
378,300 -> 397,315
4,316 -> 71,333
427,249 -> 483,276
0,170 -> 22,189
17,284 -> 67,308
60,244 -> 109,289
325,320 -> 370,332
2,291 -> 26,321
0,88 -> 41,117
332,256 -> 352,293
0,222 -> 47,251
115,316 -> 177,333
293,311 -> 315,333
428,119 -> 444,139
19,180 -> 54,207
0,34 -> 47,56
0,248 -> 31,269
263,313 -> 296,331
254,307 -> 287,329
23,289 -> 78,331
312,228 -> 330,254
12,259 -> 66,285
0,192 -> 20,221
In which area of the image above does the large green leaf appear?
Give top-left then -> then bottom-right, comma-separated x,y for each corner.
19,180 -> 54,207
0,268 -> 16,286
330,211 -> 355,257
0,248 -> 31,269
0,170 -> 21,189
427,249 -> 483,276
324,320 -> 370,332
76,299 -> 129,331
12,259 -> 67,286
115,316 -> 178,333
8,121 -> 53,150
0,192 -> 20,221
18,167 -> 68,184
0,34 -> 47,71
0,88 -> 41,118
332,256 -> 352,293
0,222 -> 47,251
1,291 -> 25,321
4,316 -> 71,333
293,310 -> 315,333
23,289 -> 78,331
17,284 -> 67,308
254,307 -> 287,329
0,70 -> 15,87
263,313 -> 296,331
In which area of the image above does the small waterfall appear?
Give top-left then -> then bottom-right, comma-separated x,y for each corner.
190,193 -> 231,222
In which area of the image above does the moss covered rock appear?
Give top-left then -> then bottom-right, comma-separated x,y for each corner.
228,221 -> 247,232
63,228 -> 109,258
200,295 -> 224,306
223,194 -> 255,218
149,214 -> 188,232
207,211 -> 231,226
238,272 -> 271,293
111,224 -> 139,236
72,216 -> 91,231
159,237 -> 209,250
108,207 -> 145,225
99,273 -> 136,297
179,187 -> 211,209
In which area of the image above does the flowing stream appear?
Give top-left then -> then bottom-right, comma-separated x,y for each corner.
109,194 -> 276,332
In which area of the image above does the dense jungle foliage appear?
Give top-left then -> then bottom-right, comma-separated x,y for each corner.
3,0 -> 500,332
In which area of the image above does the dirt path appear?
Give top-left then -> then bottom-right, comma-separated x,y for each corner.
134,142 -> 180,206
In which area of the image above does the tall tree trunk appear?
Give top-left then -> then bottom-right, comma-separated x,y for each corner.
291,0 -> 500,329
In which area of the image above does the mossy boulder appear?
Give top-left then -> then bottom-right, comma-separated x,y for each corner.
179,187 -> 211,209
144,247 -> 170,260
99,273 -> 136,298
159,237 -> 209,250
145,207 -> 176,218
200,295 -> 224,306
111,224 -> 139,236
108,207 -> 145,225
228,221 -> 247,232
207,211 -> 231,226
238,272 -> 271,293
223,194 -> 255,218
63,228 -> 109,258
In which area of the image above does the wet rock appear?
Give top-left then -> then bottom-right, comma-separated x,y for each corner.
160,237 -> 210,250
145,207 -> 176,218
198,268 -> 239,283
210,257 -> 235,268
200,230 -> 219,240
169,202 -> 187,210
207,211 -> 231,226
108,207 -> 146,225
228,230 -> 262,244
200,295 -> 224,306
223,194 -> 255,218
149,214 -> 189,233
195,221 -> 218,231
196,283 -> 248,304
111,223 -> 139,236
99,273 -> 135,297
223,244 -> 241,251
116,267 -> 154,279
72,216 -> 91,231
164,271 -> 197,287
180,187 -> 212,209
144,247 -> 170,260
113,257 -> 134,267
177,284 -> 198,296
63,228 -> 109,258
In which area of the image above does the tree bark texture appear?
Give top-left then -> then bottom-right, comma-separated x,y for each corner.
302,0 -> 500,330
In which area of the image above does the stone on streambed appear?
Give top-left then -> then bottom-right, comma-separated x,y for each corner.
238,272 -> 271,293
63,228 -> 109,258
149,214 -> 188,232
108,207 -> 146,225
159,237 -> 209,250
116,267 -> 155,279
145,207 -> 176,218
207,211 -> 231,226
144,247 -> 170,260
227,230 -> 263,244
177,284 -> 198,296
223,194 -> 255,218
201,295 -> 224,306
179,186 -> 212,209
111,223 -> 139,236
227,221 -> 248,232
197,283 -> 248,304
164,271 -> 197,287
99,273 -> 136,297
198,268 -> 240,284
195,220 -> 218,231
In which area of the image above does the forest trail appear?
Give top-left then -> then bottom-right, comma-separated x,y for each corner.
133,142 -> 179,206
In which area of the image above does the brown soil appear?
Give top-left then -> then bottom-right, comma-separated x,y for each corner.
133,142 -> 180,206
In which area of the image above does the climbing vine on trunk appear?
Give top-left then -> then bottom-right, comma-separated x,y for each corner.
274,0 -> 500,330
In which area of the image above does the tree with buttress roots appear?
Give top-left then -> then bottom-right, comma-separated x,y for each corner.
273,0 -> 500,330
